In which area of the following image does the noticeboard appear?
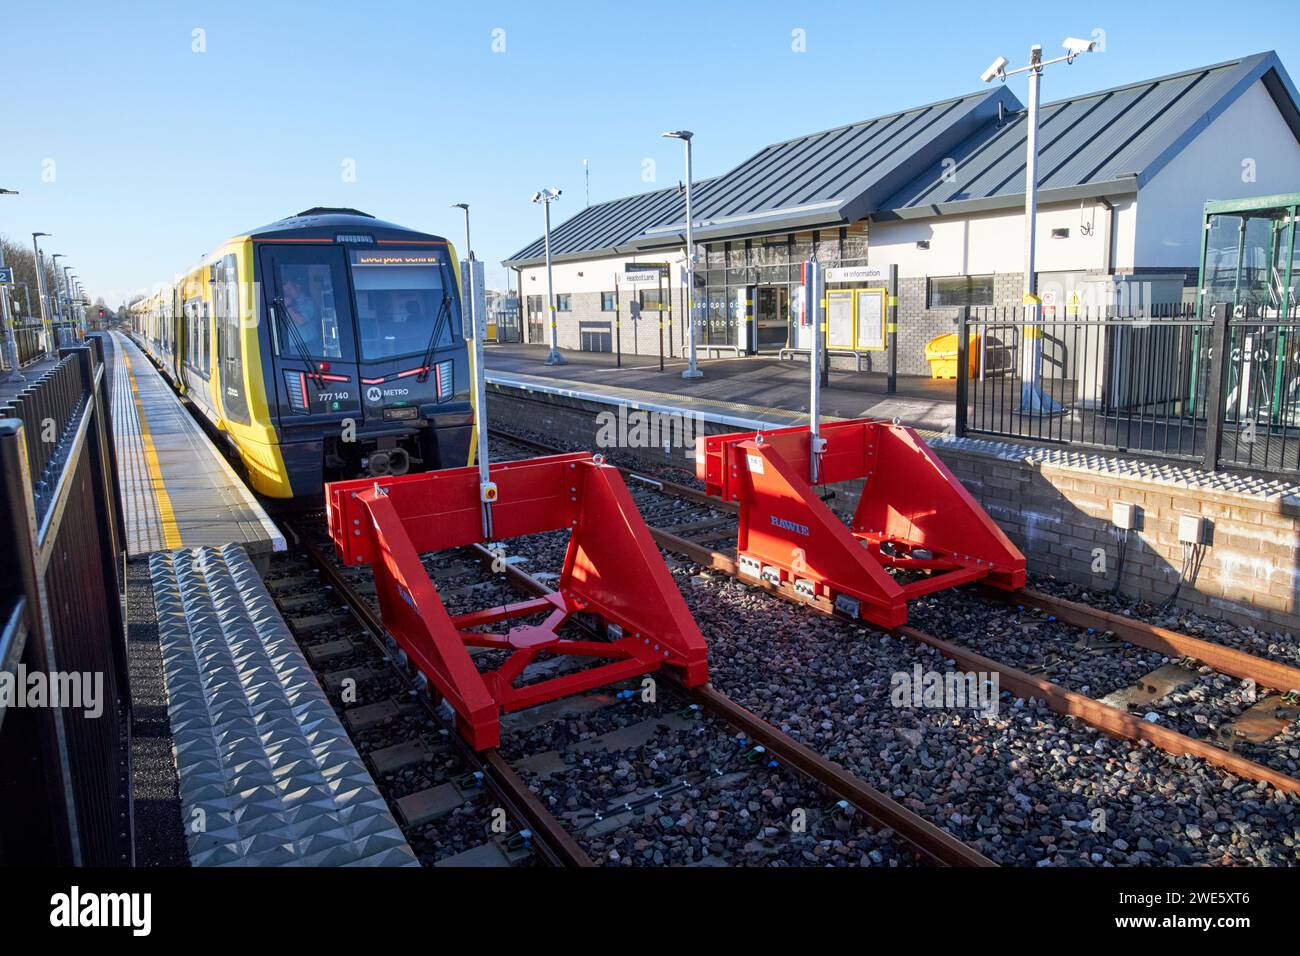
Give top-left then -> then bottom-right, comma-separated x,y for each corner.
855,288 -> 886,351
826,291 -> 854,349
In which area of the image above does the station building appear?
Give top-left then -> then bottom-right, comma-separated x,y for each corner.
503,51 -> 1300,376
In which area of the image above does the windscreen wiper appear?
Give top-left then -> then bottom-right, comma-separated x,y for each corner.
273,296 -> 322,392
416,295 -> 451,384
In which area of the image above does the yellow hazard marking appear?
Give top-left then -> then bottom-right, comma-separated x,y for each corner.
887,322 -> 898,332
122,349 -> 182,549
1022,293 -> 1041,305
887,296 -> 898,307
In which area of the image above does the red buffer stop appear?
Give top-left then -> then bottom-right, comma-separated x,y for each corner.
327,452 -> 709,749
696,418 -> 1025,629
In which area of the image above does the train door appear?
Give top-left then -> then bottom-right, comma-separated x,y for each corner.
257,245 -> 361,426
213,254 -> 250,424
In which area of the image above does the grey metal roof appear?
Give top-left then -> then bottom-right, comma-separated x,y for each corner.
634,88 -> 1018,246
878,52 -> 1300,219
503,181 -> 715,267
503,51 -> 1299,263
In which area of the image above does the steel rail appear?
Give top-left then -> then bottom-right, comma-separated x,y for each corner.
491,430 -> 1300,705
286,521 -> 595,868
1000,587 -> 1300,694
465,541 -> 995,868
646,524 -> 1300,795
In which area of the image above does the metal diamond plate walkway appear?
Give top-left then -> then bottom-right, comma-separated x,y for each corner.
107,331 -> 284,557
151,544 -> 416,866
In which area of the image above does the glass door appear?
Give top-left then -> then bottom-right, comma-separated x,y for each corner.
755,285 -> 789,351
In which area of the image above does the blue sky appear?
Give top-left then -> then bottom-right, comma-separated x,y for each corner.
3,0 -> 1296,306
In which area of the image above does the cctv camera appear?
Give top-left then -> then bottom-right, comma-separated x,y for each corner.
981,55 -> 1009,83
1062,37 -> 1096,56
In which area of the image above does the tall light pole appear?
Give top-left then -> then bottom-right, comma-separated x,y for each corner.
32,232 -> 52,347
71,276 -> 83,335
531,187 -> 565,365
451,201 -> 493,537
63,266 -> 76,338
50,254 -> 67,335
983,37 -> 1096,413
0,189 -> 23,382
662,130 -> 702,379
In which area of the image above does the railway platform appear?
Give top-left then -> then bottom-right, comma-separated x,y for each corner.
106,331 -> 284,558
484,342 -> 955,433
92,334 -> 410,865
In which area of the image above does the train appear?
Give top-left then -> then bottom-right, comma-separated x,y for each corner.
129,207 -> 474,497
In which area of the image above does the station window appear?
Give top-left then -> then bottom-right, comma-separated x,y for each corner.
928,274 -> 994,308
526,294 -> 543,316
600,291 -> 616,311
639,289 -> 665,311
556,294 -> 572,311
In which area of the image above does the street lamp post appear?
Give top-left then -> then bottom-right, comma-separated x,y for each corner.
662,131 -> 702,379
531,188 -> 565,366
71,276 -> 83,335
982,37 -> 1096,414
50,254 -> 67,342
451,201 -> 494,537
32,233 -> 52,350
63,266 -> 76,338
0,189 -> 23,382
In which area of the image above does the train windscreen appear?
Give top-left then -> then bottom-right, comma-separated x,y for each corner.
350,249 -> 460,360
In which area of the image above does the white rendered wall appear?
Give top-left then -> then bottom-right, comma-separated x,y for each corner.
1135,80 -> 1300,267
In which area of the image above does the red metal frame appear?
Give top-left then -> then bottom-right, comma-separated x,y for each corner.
697,419 -> 1025,629
327,452 -> 709,749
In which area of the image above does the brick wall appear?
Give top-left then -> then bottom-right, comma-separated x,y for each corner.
933,443 -> 1300,631
489,382 -> 1300,634
544,290 -> 685,359
891,272 -> 1022,377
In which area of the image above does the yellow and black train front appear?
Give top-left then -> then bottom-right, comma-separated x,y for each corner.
251,209 -> 473,494
129,208 -> 474,498
253,209 -> 473,494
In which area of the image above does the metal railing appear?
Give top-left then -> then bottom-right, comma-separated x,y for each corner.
955,303 -> 1300,475
0,334 -> 130,865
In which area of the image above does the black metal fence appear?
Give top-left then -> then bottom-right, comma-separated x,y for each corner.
13,323 -> 47,367
0,334 -> 130,865
955,303 -> 1300,475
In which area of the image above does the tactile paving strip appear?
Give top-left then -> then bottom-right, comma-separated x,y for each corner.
109,331 -> 285,557
929,435 -> 1300,501
150,544 -> 416,866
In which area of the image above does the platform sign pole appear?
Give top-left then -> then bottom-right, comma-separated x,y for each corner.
804,260 -> 825,484
657,271 -> 665,372
614,274 -> 622,368
455,203 -> 495,539
886,263 -> 898,395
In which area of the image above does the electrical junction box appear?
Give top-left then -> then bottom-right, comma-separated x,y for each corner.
1178,514 -> 1207,545
1111,502 -> 1139,531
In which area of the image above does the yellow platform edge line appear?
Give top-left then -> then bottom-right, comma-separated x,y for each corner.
120,349 -> 183,549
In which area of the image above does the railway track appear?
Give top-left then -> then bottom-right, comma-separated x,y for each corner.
487,426 -> 1300,865
271,513 -> 994,867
